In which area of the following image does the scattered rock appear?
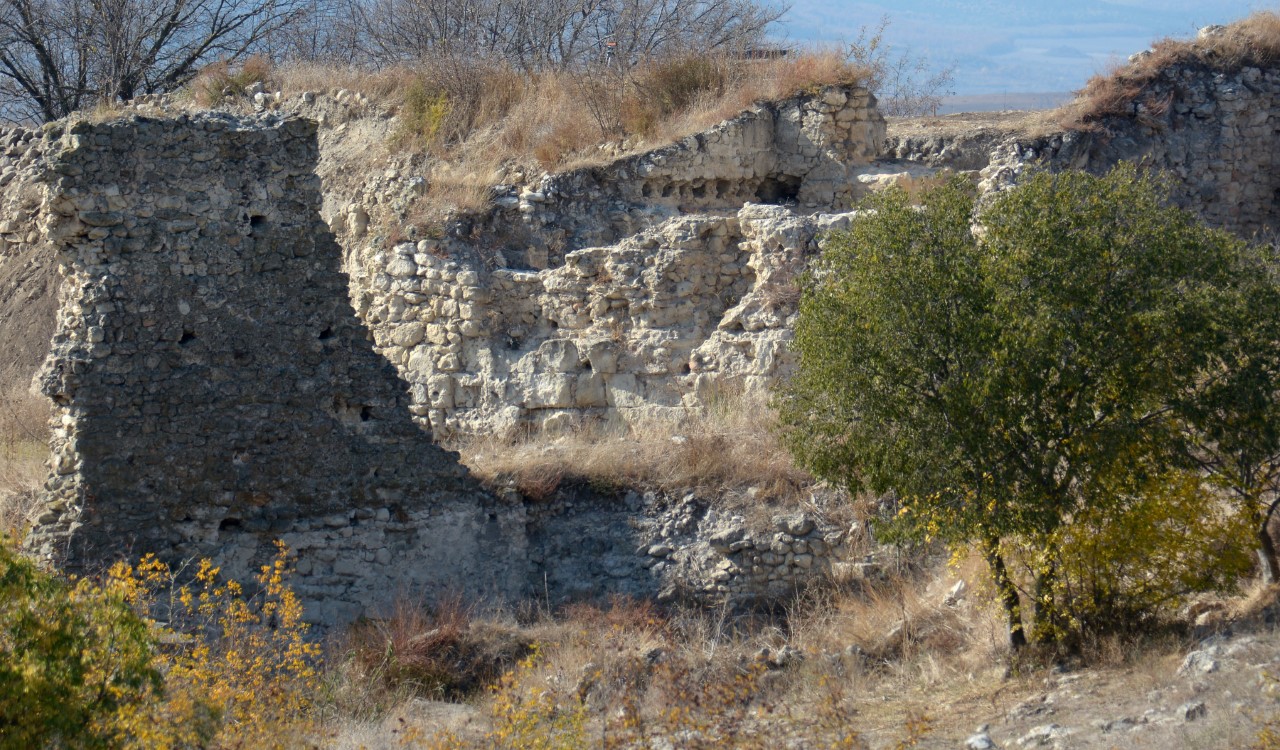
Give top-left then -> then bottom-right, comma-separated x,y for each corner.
1179,649 -> 1220,676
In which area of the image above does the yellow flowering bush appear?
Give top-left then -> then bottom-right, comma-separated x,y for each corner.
0,537 -> 321,749
0,538 -> 160,749
107,540 -> 323,749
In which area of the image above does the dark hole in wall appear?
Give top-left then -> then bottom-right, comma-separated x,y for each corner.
755,175 -> 801,204
248,214 -> 268,235
360,405 -> 373,422
219,518 -> 242,531
318,326 -> 334,340
178,329 -> 197,346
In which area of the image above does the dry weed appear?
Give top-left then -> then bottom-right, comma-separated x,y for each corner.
454,390 -> 824,520
332,595 -> 533,713
267,50 -> 867,215
0,387 -> 47,537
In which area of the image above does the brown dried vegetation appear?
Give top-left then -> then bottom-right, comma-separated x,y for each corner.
454,390 -> 825,517
1060,11 -> 1280,130
0,386 -> 46,537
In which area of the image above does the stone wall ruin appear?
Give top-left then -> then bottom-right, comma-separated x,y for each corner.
23,114 -> 530,623
16,112 -> 859,621
13,55 -> 1280,620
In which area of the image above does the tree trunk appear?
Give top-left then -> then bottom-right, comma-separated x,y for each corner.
1257,500 -> 1280,585
983,535 -> 1026,649
1031,559 -> 1059,644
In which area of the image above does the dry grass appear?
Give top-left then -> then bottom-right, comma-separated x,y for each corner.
324,559 -> 991,748
1059,11 -> 1280,130
329,596 -> 534,717
267,50 -> 866,214
453,391 -> 835,522
0,386 -> 47,538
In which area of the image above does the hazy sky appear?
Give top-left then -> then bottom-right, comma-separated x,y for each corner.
776,1 -> 1265,94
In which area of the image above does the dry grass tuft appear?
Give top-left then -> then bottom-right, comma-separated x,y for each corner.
332,595 -> 533,713
189,55 -> 277,108
454,390 -> 831,520
0,387 -> 48,538
1059,11 -> 1280,130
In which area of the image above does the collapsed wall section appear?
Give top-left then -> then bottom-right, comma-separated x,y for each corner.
23,113 -> 529,623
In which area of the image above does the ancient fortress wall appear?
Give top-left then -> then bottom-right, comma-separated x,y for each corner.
11,59 -> 1280,618
22,114 -> 530,623
346,85 -> 882,436
13,112 -> 858,619
894,62 -> 1280,240
356,204 -> 855,436
341,85 -> 884,272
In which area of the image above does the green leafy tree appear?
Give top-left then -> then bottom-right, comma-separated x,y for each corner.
780,165 -> 1257,648
0,539 -> 160,749
1175,242 -> 1280,583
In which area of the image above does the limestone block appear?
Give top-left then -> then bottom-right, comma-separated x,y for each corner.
576,373 -> 607,407
605,373 -> 644,408
524,374 -> 575,409
391,322 -> 425,347
586,341 -> 618,373
537,339 -> 581,372
426,374 -> 454,408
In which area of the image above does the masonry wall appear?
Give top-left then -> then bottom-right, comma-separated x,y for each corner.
23,113 -> 530,623
356,203 -> 856,436
0,126 -> 58,395
339,84 -> 884,273
908,62 -> 1280,240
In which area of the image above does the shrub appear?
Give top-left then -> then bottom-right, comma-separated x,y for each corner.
109,542 -> 322,749
395,78 -> 451,152
0,537 -> 321,749
0,538 -> 163,750
339,596 -> 531,704
780,165 -> 1263,649
190,55 -> 276,108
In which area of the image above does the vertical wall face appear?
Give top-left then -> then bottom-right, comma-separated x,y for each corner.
971,65 -> 1280,240
25,114 -> 528,624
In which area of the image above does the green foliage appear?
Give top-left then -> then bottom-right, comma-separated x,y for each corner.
0,538 -> 320,749
396,78 -> 452,152
780,164 -> 1263,646
1041,469 -> 1253,642
0,539 -> 161,750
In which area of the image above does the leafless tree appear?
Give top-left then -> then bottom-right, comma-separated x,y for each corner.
359,0 -> 783,70
0,0 -> 310,122
848,16 -> 955,117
